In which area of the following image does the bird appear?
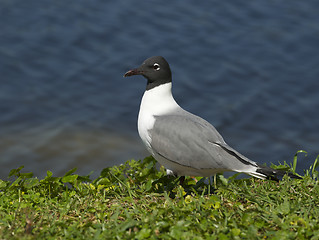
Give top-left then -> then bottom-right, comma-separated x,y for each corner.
124,56 -> 300,181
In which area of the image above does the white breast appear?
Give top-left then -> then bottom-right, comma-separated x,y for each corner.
137,83 -> 180,155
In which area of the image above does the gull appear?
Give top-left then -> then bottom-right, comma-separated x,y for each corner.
124,56 -> 299,180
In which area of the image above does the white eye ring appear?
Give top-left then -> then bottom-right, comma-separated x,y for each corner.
153,63 -> 160,71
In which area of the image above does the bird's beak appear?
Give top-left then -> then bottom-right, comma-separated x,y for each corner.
124,68 -> 142,77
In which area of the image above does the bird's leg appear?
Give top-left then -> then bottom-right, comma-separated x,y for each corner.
179,176 -> 198,185
179,176 -> 185,185
213,174 -> 217,189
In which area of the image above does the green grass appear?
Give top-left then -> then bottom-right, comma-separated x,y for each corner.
0,152 -> 318,240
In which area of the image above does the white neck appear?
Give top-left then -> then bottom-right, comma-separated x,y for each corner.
139,82 -> 180,116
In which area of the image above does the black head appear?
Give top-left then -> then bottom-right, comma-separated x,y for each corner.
124,56 -> 172,90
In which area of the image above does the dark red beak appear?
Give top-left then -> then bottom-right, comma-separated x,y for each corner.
124,68 -> 142,77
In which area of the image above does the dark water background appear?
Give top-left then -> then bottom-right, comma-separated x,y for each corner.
1,0 -> 318,179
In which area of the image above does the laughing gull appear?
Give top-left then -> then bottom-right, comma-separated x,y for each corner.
124,56 -> 299,180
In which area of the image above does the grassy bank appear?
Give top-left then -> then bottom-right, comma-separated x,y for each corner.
0,152 -> 318,239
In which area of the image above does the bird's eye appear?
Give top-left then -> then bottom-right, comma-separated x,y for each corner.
153,63 -> 160,71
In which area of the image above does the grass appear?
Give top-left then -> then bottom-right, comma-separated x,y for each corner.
0,152 -> 318,239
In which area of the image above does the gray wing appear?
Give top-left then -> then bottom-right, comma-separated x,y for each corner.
149,111 -> 258,171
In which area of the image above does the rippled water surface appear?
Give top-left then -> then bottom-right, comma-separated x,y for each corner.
1,1 -> 318,178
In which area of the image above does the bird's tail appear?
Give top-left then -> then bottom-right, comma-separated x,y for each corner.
249,165 -> 302,181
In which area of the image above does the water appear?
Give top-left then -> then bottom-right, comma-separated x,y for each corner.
1,0 -> 318,179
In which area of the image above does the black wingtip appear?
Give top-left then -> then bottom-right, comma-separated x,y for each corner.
256,166 -> 302,181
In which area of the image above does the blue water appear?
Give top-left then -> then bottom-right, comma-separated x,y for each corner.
1,0 -> 318,179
